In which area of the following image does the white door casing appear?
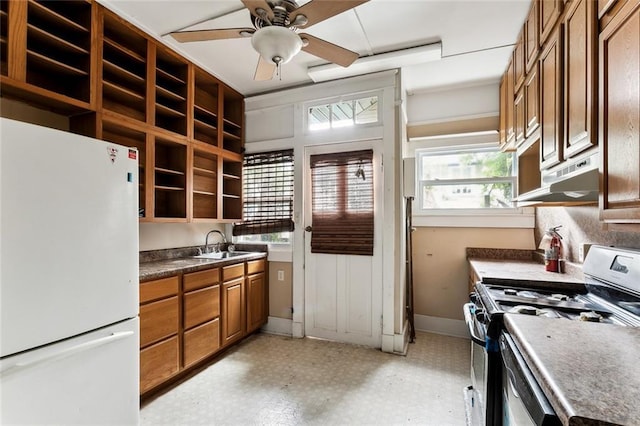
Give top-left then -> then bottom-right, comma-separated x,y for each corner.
303,140 -> 383,347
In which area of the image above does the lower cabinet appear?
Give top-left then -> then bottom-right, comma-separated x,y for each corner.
140,256 -> 268,395
139,276 -> 180,394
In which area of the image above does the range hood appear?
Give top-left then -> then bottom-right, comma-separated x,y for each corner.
517,152 -> 599,204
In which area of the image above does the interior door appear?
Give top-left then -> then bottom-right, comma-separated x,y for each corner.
303,142 -> 383,347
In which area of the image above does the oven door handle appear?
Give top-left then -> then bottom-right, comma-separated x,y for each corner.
463,303 -> 486,346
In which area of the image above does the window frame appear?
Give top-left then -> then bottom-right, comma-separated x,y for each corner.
304,91 -> 381,133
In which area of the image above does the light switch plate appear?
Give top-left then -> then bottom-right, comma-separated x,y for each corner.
277,270 -> 285,281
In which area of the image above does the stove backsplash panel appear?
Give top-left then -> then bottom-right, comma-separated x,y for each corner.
535,206 -> 640,262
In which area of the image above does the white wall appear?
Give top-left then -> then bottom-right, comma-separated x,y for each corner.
139,223 -> 226,251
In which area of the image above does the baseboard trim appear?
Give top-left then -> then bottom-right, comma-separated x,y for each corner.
414,314 -> 469,339
261,316 -> 293,336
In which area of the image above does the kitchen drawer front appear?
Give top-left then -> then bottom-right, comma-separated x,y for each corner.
183,318 -> 220,368
140,296 -> 179,348
222,263 -> 244,281
140,276 -> 179,304
140,336 -> 179,394
184,285 -> 220,330
183,268 -> 219,292
246,258 -> 266,275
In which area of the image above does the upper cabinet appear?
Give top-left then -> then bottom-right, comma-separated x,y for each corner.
599,0 -> 640,227
563,0 -> 597,159
539,26 -> 563,170
1,1 -> 244,223
540,0 -> 564,45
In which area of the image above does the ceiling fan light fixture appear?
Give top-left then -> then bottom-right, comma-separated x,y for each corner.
251,26 -> 302,65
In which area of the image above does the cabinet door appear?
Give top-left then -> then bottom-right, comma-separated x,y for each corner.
514,32 -> 526,91
221,277 -> 245,346
140,296 -> 179,348
526,1 -> 540,72
140,336 -> 179,394
564,0 -> 597,158
599,0 -> 640,224
506,59 -> 516,145
539,26 -> 563,170
183,318 -> 220,368
525,64 -> 540,138
514,89 -> 526,146
499,77 -> 507,147
183,285 -> 220,330
246,272 -> 267,334
540,0 -> 563,45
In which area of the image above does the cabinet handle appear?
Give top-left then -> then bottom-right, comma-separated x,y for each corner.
305,226 -> 313,232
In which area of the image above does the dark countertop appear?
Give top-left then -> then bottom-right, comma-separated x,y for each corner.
504,314 -> 640,426
469,258 -> 584,289
140,252 -> 267,282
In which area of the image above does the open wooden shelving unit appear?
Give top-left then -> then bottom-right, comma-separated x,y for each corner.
1,1 -> 244,223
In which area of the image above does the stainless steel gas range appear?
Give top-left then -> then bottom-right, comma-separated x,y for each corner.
463,245 -> 640,426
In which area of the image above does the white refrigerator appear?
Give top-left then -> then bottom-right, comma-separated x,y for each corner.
0,118 -> 140,425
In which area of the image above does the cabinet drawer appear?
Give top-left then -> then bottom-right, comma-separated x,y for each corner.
140,276 -> 179,304
140,336 -> 179,394
184,285 -> 220,329
247,258 -> 266,275
183,318 -> 220,368
222,263 -> 244,281
183,268 -> 219,292
140,296 -> 179,348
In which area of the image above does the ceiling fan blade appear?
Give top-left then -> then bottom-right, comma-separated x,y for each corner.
254,56 -> 276,81
241,0 -> 274,21
169,28 -> 254,43
290,0 -> 370,29
300,33 -> 359,67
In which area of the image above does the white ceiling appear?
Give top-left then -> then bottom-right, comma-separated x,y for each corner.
99,0 -> 531,97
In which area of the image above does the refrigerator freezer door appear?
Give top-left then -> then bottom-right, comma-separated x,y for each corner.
0,318 -> 139,425
0,118 -> 139,357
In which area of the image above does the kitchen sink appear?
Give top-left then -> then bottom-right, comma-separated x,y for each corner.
193,251 -> 253,260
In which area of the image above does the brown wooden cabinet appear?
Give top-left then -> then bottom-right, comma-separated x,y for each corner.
1,1 -> 244,223
539,25 -> 563,170
505,59 -> 516,147
599,0 -> 640,226
525,63 -> 540,138
525,1 -> 540,72
246,259 -> 268,334
139,276 -> 180,394
514,88 -> 526,146
540,0 -> 563,46
514,32 -> 526,92
221,263 -> 246,346
563,0 -> 597,159
183,268 -> 221,368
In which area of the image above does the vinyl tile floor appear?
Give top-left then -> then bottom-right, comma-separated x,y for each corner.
140,331 -> 471,426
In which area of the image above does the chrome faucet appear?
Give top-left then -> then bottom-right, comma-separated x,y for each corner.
204,229 -> 227,253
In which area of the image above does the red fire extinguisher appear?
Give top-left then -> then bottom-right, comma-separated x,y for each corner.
543,226 -> 563,272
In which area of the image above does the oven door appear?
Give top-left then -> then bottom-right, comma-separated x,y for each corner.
464,303 -> 501,426
500,332 -> 561,426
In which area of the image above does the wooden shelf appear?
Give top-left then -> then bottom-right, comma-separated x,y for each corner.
157,66 -> 185,85
195,118 -> 217,132
156,85 -> 186,102
223,117 -> 241,130
103,37 -> 145,64
155,185 -> 185,191
193,166 -> 216,176
28,1 -> 89,34
222,173 -> 241,180
194,190 -> 216,196
103,59 -> 145,85
156,167 -> 185,176
27,24 -> 89,55
156,102 -> 186,118
223,131 -> 241,141
195,104 -> 218,120
222,194 -> 241,199
27,49 -> 88,76
103,80 -> 144,102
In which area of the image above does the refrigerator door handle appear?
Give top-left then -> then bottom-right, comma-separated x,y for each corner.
0,331 -> 134,379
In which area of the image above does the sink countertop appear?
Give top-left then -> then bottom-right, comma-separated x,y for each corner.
140,251 -> 267,282
504,314 -> 640,426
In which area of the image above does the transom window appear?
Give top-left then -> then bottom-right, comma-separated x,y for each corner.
416,147 -> 516,211
307,95 -> 379,131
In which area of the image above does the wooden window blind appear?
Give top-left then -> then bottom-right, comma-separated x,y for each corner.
310,149 -> 374,256
233,149 -> 294,236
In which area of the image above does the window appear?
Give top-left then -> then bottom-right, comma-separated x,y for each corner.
310,149 -> 374,256
233,149 -> 294,243
416,147 -> 516,210
307,95 -> 379,131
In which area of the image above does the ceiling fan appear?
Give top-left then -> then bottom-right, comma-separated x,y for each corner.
169,0 -> 369,80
